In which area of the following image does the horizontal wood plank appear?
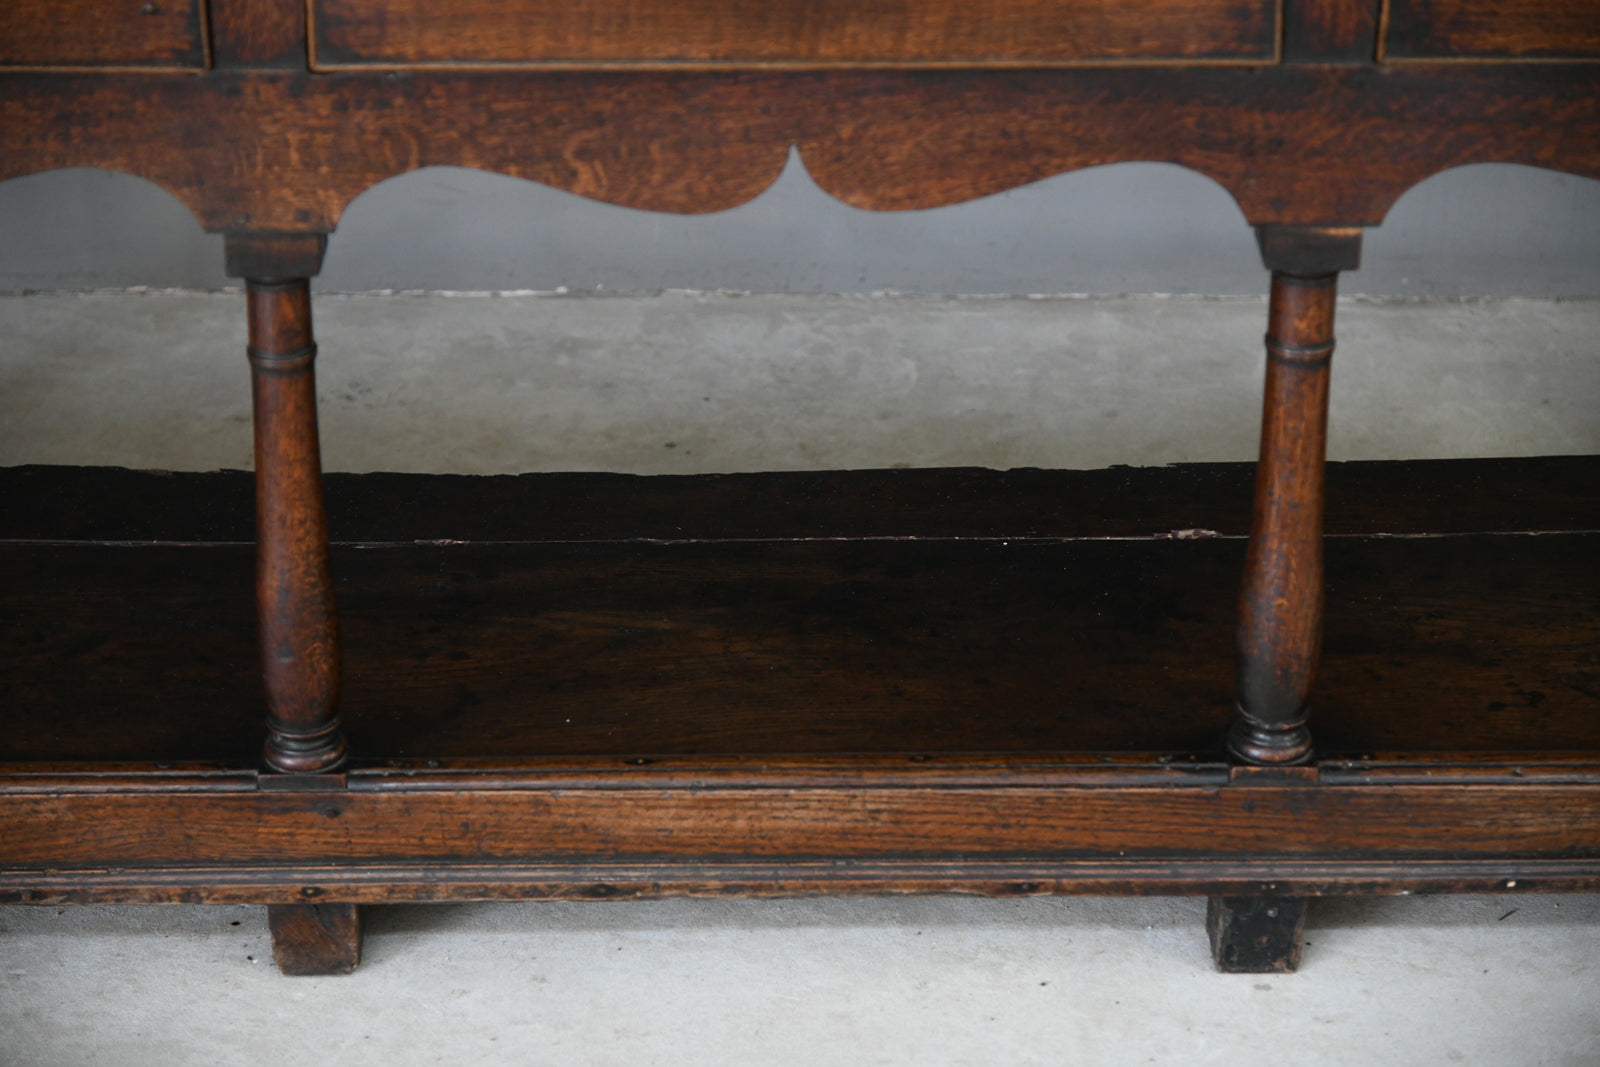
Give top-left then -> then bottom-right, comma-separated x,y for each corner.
4,536 -> 1596,761
5,457 -> 1596,544
7,856 -> 1599,906
0,0 -> 206,69
4,779 -> 1598,868
1385,0 -> 1600,60
312,0 -> 1278,67
3,463 -> 1596,765
4,66 -> 1598,227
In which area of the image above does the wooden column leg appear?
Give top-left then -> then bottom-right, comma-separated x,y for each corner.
1230,225 -> 1363,766
248,276 -> 346,772
227,235 -> 347,774
267,903 -> 362,976
1211,226 -> 1362,973
1230,270 -> 1334,764
227,235 -> 361,975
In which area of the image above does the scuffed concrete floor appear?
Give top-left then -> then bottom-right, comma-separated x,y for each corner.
3,291 -> 1597,474
2,291 -> 1598,1066
5,896 -> 1598,1066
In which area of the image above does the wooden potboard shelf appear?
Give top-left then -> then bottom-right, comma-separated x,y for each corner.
5,459 -> 1597,928
5,459 -> 1599,767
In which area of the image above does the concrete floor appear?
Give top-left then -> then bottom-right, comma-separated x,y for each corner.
4,291 -> 1598,473
2,291 -> 1598,1065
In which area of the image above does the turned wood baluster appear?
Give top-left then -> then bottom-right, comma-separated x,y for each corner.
1229,225 -> 1363,767
248,277 -> 346,773
227,234 -> 362,975
1210,226 -> 1362,975
228,235 -> 347,774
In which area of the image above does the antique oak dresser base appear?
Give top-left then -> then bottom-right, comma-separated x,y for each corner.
3,0 -> 1599,974
5,458 -> 1598,976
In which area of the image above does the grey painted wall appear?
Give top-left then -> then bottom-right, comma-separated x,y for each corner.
1,156 -> 1597,296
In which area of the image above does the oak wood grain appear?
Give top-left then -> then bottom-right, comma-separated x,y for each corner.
210,0 -> 307,69
311,0 -> 1278,67
1232,271 -> 1340,763
1284,0 -> 1382,61
267,902 -> 361,974
3,66 -> 1597,228
1385,0 -> 1600,60
3,462 -> 1596,765
7,856 -> 1599,906
0,0 -> 206,69
245,277 -> 347,773
3,780 -> 1598,868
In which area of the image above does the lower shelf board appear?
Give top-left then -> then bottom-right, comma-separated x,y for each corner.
9,858 -> 1600,907
2,458 -> 1598,905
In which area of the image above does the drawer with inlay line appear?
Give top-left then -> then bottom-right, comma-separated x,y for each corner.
310,0 -> 1282,68
1,0 -> 207,70
1383,0 -> 1600,61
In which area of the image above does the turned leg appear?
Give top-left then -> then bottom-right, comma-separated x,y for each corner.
1231,225 -> 1362,765
267,903 -> 363,976
1212,226 -> 1363,973
1230,271 -> 1333,764
226,235 -> 360,975
227,235 -> 347,774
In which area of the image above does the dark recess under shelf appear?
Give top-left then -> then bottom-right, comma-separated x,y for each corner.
3,458 -> 1596,767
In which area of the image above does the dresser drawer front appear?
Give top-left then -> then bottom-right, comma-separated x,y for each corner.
1384,0 -> 1600,60
311,0 -> 1280,67
0,0 -> 206,69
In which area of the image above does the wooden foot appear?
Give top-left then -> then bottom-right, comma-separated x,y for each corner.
267,903 -> 362,975
1207,895 -> 1308,973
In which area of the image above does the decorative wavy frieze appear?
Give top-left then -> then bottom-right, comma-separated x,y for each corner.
2,66 -> 1598,233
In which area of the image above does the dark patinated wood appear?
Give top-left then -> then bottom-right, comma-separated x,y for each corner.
1231,227 -> 1363,765
4,65 -> 1599,231
1384,0 -> 1600,60
1254,225 -> 1364,276
5,770 -> 1600,869
266,903 -> 362,975
5,532 -> 1599,761
0,0 -> 207,70
1207,895 -> 1309,972
1283,0 -> 1382,62
7,857 -> 1600,908
1232,274 -> 1332,763
311,0 -> 1278,67
236,238 -> 347,774
4,0 -> 1598,973
3,768 -> 1598,912
225,232 -> 326,279
3,462 -> 1596,765
210,0 -> 310,70
5,457 -> 1597,545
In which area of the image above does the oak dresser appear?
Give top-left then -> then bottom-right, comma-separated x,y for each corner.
2,0 -> 1598,974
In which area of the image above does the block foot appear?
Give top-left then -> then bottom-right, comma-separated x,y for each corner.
1206,895 -> 1307,973
267,902 -> 362,975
